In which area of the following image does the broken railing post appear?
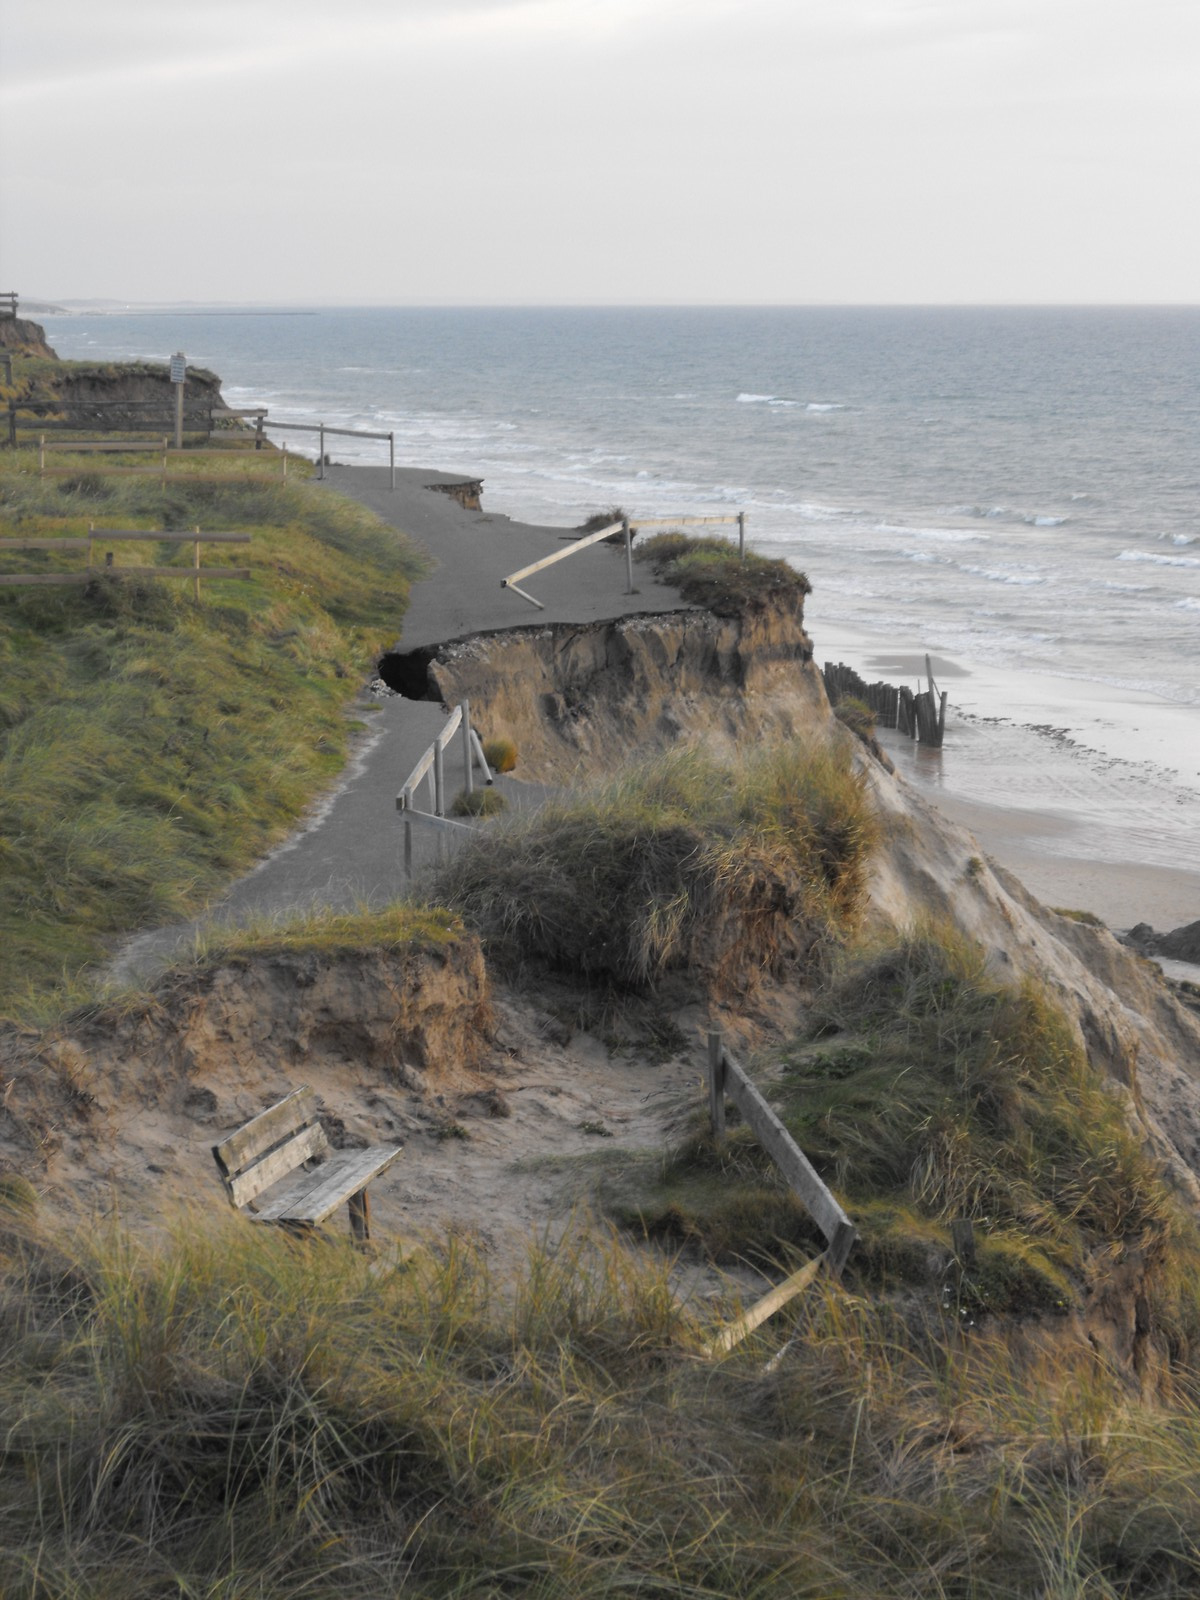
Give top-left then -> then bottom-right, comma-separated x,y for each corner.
707,1029 -> 727,1138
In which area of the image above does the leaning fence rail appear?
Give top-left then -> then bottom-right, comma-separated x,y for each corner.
0,526 -> 251,599
706,1031 -> 856,1356
501,510 -> 750,610
395,700 -> 494,877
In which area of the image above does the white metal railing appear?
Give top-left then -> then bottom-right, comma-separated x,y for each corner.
500,511 -> 750,610
258,419 -> 397,488
395,700 -> 494,876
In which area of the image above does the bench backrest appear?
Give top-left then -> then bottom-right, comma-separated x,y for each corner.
212,1086 -> 330,1210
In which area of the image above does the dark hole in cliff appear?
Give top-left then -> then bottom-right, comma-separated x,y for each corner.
378,648 -> 438,699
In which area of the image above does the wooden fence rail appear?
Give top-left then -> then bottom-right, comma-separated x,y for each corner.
705,1032 -> 856,1355
0,525 -> 251,599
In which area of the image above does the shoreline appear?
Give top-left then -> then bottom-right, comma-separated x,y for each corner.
809,609 -> 1200,939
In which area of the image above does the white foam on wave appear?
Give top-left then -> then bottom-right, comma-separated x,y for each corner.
1026,514 -> 1068,528
1163,533 -> 1196,546
961,564 -> 1047,586
806,402 -> 844,412
875,522 -> 987,544
1177,597 -> 1200,612
1118,549 -> 1200,569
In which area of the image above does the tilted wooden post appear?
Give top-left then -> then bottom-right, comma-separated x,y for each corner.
707,1030 -> 727,1138
623,516 -> 634,594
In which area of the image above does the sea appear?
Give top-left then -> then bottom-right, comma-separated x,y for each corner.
40,306 -> 1200,920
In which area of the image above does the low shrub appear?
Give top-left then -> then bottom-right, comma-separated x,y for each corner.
433,741 -> 877,993
450,786 -> 507,818
482,735 -> 518,773
833,694 -> 875,740
635,532 -> 811,617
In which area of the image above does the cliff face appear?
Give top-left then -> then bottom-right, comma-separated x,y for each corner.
0,317 -> 56,359
402,602 -> 1200,1203
391,604 -> 828,777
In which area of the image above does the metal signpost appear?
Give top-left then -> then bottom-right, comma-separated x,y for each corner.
169,353 -> 186,449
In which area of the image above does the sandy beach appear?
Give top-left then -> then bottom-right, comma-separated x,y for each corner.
813,616 -> 1200,940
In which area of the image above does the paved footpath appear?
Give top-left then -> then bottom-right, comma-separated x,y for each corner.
112,466 -> 689,983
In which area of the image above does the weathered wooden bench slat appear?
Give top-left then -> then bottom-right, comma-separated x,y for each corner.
214,1086 -> 318,1170
252,1145 -> 404,1225
223,1123 -> 329,1210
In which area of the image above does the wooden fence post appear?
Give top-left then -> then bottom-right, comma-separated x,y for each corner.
193,527 -> 201,601
623,516 -> 634,594
707,1030 -> 726,1138
433,740 -> 445,817
737,511 -> 746,562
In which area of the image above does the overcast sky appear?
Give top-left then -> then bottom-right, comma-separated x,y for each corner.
2,0 -> 1197,305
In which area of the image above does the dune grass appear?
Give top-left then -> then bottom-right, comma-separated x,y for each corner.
0,453 -> 427,1017
2,1207 -> 1200,1598
432,740 -> 877,994
623,922 -> 1200,1342
635,531 -> 811,616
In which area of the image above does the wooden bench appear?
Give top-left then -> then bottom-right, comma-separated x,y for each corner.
212,1086 -> 402,1242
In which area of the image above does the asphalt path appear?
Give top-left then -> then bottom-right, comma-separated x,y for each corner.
110,467 -> 690,983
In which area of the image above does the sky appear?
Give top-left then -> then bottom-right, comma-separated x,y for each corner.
1,0 -> 1197,305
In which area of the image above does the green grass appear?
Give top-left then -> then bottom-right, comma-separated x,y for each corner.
635,531 -> 812,616
188,902 -> 466,963
0,452 -> 428,1016
625,923 -> 1200,1339
3,1210 -> 1200,1598
432,740 -> 878,994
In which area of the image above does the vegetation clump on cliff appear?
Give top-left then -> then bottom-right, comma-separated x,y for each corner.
433,741 -> 876,994
635,531 -> 811,616
626,922 -> 1200,1343
0,455 -> 426,1017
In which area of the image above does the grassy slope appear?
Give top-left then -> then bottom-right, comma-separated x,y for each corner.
2,1211 -> 1200,1599
0,449 -> 426,1015
4,500 -> 1200,1595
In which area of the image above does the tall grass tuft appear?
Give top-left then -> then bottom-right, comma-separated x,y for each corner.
432,741 -> 878,993
632,921 -> 1200,1343
3,1210 -> 1200,1597
0,452 -> 428,1014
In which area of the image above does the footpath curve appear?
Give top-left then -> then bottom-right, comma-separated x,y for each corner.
114,465 -> 692,981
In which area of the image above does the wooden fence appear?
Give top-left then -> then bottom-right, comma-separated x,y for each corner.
823,653 -> 948,747
501,510 -> 748,610
6,401 -> 262,448
0,526 -> 251,600
705,1032 -> 856,1355
36,435 -> 293,481
395,700 -> 494,877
